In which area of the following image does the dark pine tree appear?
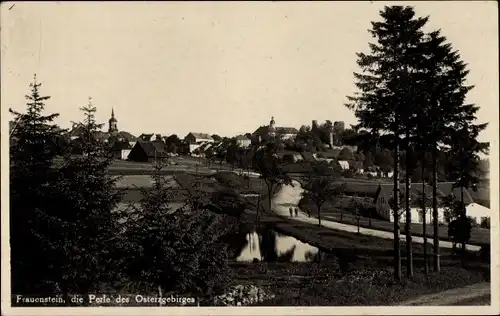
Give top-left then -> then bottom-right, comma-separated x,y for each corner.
10,75 -> 65,295
52,97 -> 123,296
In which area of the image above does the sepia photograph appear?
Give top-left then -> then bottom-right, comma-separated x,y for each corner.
1,1 -> 498,315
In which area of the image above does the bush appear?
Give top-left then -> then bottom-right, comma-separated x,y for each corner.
210,284 -> 275,306
342,170 -> 354,178
479,245 -> 490,262
214,171 -> 243,189
480,217 -> 490,229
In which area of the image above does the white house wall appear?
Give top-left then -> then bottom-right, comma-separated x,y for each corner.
121,149 -> 132,160
189,144 -> 201,153
196,138 -> 214,143
280,134 -> 296,140
387,207 -> 445,224
384,204 -> 490,225
237,139 -> 252,147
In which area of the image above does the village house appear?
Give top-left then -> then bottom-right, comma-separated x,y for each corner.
184,132 -> 214,153
338,160 -> 350,170
127,139 -> 169,163
110,139 -> 133,160
235,135 -> 252,148
253,117 -> 299,141
191,141 -> 215,157
372,182 -> 489,225
184,132 -> 214,144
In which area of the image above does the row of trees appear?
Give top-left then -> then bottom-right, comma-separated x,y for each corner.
9,77 -> 237,300
346,6 -> 488,280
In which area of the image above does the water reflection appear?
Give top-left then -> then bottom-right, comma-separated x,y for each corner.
231,226 -> 320,262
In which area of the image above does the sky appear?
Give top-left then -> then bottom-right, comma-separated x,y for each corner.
1,1 -> 498,142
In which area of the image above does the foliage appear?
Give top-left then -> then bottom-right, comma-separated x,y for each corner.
9,75 -> 65,295
345,4 -> 487,277
254,144 -> 292,215
209,188 -> 247,218
337,147 -> 354,161
302,175 -> 345,227
51,97 -> 123,294
448,217 -> 473,248
211,284 -> 275,306
122,162 -> 233,298
441,194 -> 464,223
341,170 -> 354,178
479,218 -> 490,229
254,265 -> 487,306
446,123 -> 489,198
211,134 -> 223,142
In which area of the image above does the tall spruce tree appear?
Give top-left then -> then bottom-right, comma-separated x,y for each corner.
345,5 -> 428,281
52,97 -> 123,295
418,29 -> 486,272
10,75 -> 65,295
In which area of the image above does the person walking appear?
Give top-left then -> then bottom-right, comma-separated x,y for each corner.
289,207 -> 293,217
294,208 -> 299,217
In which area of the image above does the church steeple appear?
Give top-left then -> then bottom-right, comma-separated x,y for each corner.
108,107 -> 118,134
270,116 -> 275,127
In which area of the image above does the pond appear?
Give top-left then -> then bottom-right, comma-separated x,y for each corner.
226,226 -> 321,262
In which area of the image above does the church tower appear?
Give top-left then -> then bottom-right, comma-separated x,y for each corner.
108,108 -> 118,134
268,116 -> 276,137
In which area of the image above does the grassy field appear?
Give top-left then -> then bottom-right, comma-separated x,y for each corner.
113,175 -> 180,188
229,260 -> 488,306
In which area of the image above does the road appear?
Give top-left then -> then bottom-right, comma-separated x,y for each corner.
398,282 -> 491,306
271,180 -> 482,251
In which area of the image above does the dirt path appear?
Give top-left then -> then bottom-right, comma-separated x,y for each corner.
271,181 -> 481,251
398,282 -> 491,306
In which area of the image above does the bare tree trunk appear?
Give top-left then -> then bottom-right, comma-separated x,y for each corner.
460,186 -> 466,265
405,171 -> 413,277
421,163 -> 429,275
317,203 -> 322,227
432,148 -> 440,273
267,182 -> 273,215
393,129 -> 402,282
256,193 -> 261,229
